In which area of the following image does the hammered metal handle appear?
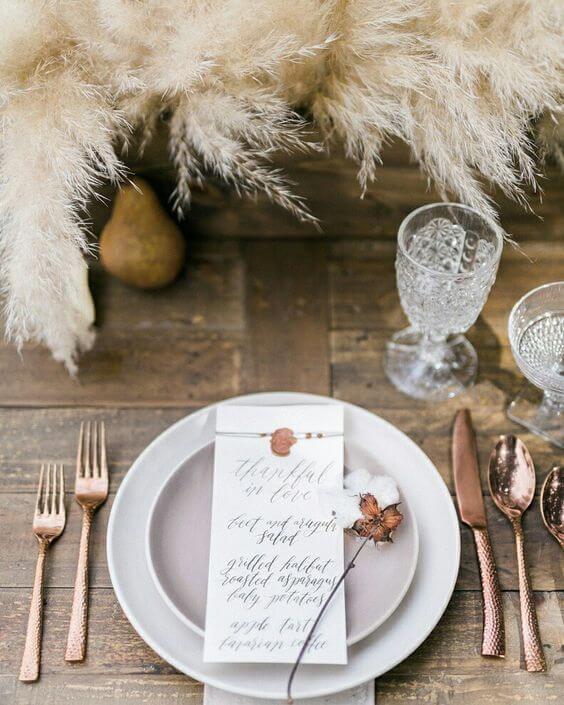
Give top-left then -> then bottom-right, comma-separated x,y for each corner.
473,527 -> 505,657
512,516 -> 547,672
19,540 -> 48,681
65,506 -> 94,662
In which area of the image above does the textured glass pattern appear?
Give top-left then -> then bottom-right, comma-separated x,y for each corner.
518,314 -> 564,382
397,218 -> 499,337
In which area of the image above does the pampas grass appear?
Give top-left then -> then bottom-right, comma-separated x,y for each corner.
0,0 -> 562,370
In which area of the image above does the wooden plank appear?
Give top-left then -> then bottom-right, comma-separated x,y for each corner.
0,238 -> 244,407
331,329 -> 521,407
363,407 -> 562,497
1,675 -> 202,705
329,241 -> 564,334
186,160 -> 563,241
126,133 -> 564,241
331,330 -> 562,490
1,492 -> 561,591
1,666 -> 562,705
0,589 -> 176,677
0,330 -> 240,407
0,407 -> 195,492
89,239 -> 244,334
241,240 -> 331,395
376,672 -> 561,704
0,590 -> 561,679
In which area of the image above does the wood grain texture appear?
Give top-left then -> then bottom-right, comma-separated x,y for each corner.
130,140 -> 564,242
241,239 -> 331,395
0,331 -> 240,407
89,239 -> 244,333
375,672 -> 562,705
329,241 -> 564,335
0,675 -> 201,705
0,240 -> 244,407
0,407 -> 194,492
332,329 -> 524,407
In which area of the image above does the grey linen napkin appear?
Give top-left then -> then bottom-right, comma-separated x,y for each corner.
203,681 -> 374,705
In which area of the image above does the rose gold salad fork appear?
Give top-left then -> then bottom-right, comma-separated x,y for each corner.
65,421 -> 108,662
19,464 -> 66,682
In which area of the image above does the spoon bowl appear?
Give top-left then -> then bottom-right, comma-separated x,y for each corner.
540,466 -> 564,548
488,435 -> 535,518
488,434 -> 546,672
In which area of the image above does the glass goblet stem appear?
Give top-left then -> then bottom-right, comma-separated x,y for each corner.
539,391 -> 564,418
418,332 -> 448,366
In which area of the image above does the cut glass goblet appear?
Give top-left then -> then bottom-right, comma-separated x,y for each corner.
507,281 -> 564,448
384,203 -> 503,401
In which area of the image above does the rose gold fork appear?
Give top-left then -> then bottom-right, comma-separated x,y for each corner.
19,464 -> 66,682
65,421 -> 108,662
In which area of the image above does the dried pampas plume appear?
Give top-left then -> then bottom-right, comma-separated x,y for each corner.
0,0 -> 562,371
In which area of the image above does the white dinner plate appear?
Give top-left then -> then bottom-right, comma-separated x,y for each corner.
107,392 -> 460,700
145,442 -> 419,646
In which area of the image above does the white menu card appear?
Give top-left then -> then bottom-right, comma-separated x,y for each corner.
203,404 -> 347,664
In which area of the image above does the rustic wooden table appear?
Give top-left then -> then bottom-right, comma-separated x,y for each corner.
1,144 -> 562,704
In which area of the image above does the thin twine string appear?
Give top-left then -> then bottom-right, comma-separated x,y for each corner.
216,431 -> 343,438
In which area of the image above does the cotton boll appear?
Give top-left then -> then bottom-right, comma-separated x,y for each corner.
344,468 -> 400,507
344,468 -> 372,492
317,487 -> 363,528
320,468 -> 401,529
366,475 -> 400,507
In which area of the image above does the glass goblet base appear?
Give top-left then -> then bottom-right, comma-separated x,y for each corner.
507,386 -> 564,449
384,327 -> 477,401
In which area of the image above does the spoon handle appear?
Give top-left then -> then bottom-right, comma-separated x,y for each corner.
512,516 -> 546,672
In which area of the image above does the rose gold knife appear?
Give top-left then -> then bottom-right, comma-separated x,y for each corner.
452,409 -> 505,658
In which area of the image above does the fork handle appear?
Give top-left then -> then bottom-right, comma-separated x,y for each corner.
65,506 -> 94,662
512,516 -> 546,672
19,540 -> 48,682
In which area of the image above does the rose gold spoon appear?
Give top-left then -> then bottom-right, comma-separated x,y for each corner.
488,435 -> 546,672
540,466 -> 564,548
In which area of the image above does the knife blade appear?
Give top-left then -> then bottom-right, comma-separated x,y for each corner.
453,408 -> 487,527
452,409 -> 505,658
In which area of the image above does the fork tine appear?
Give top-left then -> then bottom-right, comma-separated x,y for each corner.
92,422 -> 99,478
35,465 -> 45,516
43,464 -> 51,515
84,421 -> 91,478
100,421 -> 108,481
49,464 -> 54,514
76,422 -> 84,482
51,464 -> 57,515
59,465 -> 65,515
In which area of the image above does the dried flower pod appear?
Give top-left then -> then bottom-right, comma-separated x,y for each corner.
352,493 -> 403,544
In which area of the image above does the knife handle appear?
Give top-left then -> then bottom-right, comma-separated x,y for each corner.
472,527 -> 505,657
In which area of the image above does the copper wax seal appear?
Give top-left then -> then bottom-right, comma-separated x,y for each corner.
270,428 -> 297,456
